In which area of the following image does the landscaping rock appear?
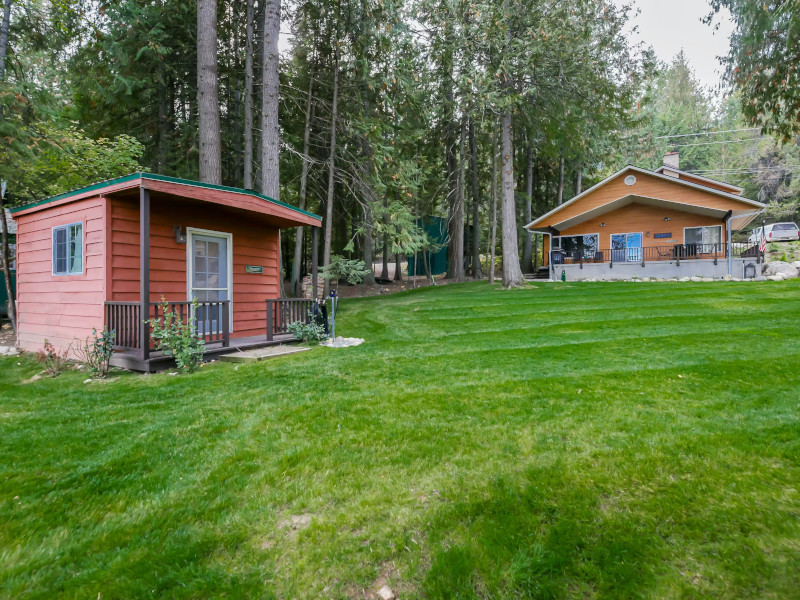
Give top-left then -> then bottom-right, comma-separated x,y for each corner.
377,585 -> 396,600
702,277 -> 714,282
763,261 -> 799,278
678,277 -> 691,282
0,346 -> 19,356
792,261 -> 800,270
755,276 -> 767,281
322,337 -> 364,348
690,276 -> 703,282
767,274 -> 785,281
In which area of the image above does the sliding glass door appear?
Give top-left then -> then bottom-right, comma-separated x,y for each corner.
611,232 -> 643,262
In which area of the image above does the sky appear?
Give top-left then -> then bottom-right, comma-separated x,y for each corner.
619,0 -> 735,91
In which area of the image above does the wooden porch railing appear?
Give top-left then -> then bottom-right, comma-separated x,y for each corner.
550,242 -> 757,268
104,300 -> 230,353
266,297 -> 321,341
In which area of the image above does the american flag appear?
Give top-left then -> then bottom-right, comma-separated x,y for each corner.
759,229 -> 767,254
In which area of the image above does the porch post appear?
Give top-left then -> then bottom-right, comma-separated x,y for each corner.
726,214 -> 733,276
139,186 -> 150,361
311,226 -> 318,299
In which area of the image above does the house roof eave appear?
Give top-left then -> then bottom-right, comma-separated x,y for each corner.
525,165 -> 765,230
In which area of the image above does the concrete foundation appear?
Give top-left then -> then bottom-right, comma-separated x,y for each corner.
550,258 -> 759,281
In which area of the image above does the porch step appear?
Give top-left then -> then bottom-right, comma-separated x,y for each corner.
219,345 -> 311,363
524,267 -> 551,281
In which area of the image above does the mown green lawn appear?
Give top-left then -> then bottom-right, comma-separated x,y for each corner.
2,281 -> 800,599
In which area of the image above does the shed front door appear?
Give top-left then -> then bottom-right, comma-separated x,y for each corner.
188,229 -> 233,334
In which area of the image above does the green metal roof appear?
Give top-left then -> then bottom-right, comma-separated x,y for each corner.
9,172 -> 322,221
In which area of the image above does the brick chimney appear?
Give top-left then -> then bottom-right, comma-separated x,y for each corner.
662,152 -> 680,177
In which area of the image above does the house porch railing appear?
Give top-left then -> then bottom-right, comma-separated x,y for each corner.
104,300 -> 230,354
550,242 -> 759,268
265,297 -> 325,341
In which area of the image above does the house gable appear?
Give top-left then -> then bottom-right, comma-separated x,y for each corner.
528,167 -> 763,232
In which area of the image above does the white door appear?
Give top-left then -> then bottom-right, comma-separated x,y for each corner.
188,230 -> 232,334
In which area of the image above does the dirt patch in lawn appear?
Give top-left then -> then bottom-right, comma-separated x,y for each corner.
0,320 -> 15,346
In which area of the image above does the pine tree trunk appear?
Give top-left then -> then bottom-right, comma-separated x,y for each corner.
322,49 -> 339,296
0,0 -> 11,82
500,112 -> 524,288
291,72 -> 314,296
488,117 -> 499,285
452,115 -> 466,282
243,0 -> 255,189
363,201 -> 375,285
157,64 -> 169,174
469,118 -> 483,279
576,162 -> 583,195
521,145 -> 534,272
1,194 -> 16,334
197,0 -> 222,184
557,152 -> 565,205
260,0 -> 280,199
394,253 -> 402,281
381,199 -> 389,280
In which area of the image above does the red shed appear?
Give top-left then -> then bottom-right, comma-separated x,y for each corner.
10,173 -> 322,371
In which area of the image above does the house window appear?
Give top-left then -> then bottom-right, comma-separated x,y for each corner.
52,223 -> 83,275
554,234 -> 599,258
685,225 -> 722,251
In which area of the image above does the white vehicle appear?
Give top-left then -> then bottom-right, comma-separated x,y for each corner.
749,222 -> 800,244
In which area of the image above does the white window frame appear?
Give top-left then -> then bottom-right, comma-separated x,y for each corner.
186,227 -> 234,333
683,225 -> 723,249
52,222 -> 84,276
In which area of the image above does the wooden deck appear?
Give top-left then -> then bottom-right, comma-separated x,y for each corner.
110,333 -> 297,373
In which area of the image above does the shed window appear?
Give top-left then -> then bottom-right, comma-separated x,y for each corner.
52,223 -> 83,275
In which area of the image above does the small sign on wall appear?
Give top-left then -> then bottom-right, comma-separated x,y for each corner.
245,265 -> 263,274
653,232 -> 672,239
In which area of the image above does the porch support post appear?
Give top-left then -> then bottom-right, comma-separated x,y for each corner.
311,226 -> 318,299
725,211 -> 733,276
139,186 -> 150,361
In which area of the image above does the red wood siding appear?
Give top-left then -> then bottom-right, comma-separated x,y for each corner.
15,196 -> 106,353
109,196 -> 280,339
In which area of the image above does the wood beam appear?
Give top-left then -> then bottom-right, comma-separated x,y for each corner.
311,227 -> 318,299
140,187 -> 150,361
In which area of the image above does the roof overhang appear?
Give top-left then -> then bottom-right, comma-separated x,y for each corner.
526,165 -> 765,231
527,194 -> 762,234
9,173 -> 322,228
654,166 -> 744,194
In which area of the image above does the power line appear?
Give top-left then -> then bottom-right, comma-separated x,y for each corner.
671,138 -> 767,148
655,127 -> 761,140
690,165 -> 800,173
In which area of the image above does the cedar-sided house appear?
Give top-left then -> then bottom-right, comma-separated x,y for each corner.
525,153 -> 765,281
10,173 -> 322,371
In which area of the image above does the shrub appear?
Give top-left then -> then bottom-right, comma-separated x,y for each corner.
287,317 -> 327,344
147,299 -> 205,372
73,328 -> 116,378
320,255 -> 371,286
36,340 -> 70,377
